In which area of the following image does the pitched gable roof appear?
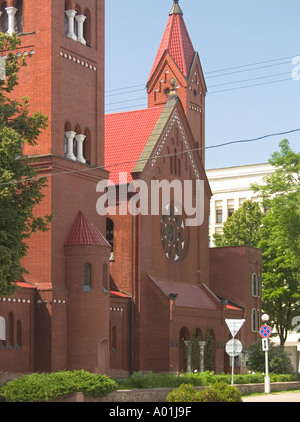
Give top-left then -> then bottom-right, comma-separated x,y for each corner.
148,9 -> 195,83
105,106 -> 164,184
149,276 -> 222,310
65,211 -> 110,247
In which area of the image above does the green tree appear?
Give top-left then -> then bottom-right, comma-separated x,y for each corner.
0,34 -> 51,296
248,340 -> 294,374
213,199 -> 263,247
252,139 -> 300,345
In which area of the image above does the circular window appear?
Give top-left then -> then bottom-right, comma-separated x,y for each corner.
160,204 -> 188,263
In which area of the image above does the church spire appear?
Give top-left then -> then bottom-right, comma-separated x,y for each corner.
169,0 -> 183,16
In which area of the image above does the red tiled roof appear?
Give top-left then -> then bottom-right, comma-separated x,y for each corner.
16,281 -> 37,289
110,290 -> 131,298
150,277 -> 221,310
148,13 -> 195,83
65,211 -> 110,247
105,106 -> 164,184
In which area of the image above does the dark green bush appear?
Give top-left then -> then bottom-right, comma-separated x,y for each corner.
0,370 -> 118,402
167,382 -> 242,403
248,340 -> 294,374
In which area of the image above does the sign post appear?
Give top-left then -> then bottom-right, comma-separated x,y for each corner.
260,314 -> 271,394
225,319 -> 245,386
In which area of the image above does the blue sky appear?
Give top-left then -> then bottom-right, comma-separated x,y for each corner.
105,0 -> 299,170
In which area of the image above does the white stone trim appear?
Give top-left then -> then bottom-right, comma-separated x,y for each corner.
75,134 -> 86,163
75,15 -> 87,45
5,6 -> 17,36
65,131 -> 76,160
65,9 -> 77,41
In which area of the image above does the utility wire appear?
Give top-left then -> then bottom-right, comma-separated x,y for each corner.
1,128 -> 299,187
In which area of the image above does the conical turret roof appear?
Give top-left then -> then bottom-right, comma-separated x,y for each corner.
148,1 -> 195,82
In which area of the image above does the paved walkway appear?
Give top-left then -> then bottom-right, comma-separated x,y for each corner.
243,391 -> 300,402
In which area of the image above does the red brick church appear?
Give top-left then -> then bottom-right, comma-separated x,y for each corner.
0,0 -> 261,377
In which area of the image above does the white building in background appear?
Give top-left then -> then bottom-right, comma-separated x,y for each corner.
206,162 -> 274,247
207,162 -> 300,372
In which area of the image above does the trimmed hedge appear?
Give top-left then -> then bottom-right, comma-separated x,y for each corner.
115,370 -> 299,390
167,382 -> 242,402
0,370 -> 118,402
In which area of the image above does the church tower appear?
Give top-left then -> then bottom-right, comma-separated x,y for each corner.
147,0 -> 207,164
0,0 -> 110,373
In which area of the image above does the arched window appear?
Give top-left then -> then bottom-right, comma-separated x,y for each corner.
8,312 -> 14,348
74,124 -> 81,158
64,121 -> 72,155
84,8 -> 91,46
103,264 -> 108,293
0,316 -> 6,349
251,308 -> 257,332
0,2 -> 8,34
16,320 -> 22,349
83,128 -> 91,164
257,274 -> 261,297
82,263 -> 92,292
74,4 -> 81,38
106,218 -> 114,250
111,326 -> 117,352
252,273 -> 258,297
15,0 -> 23,34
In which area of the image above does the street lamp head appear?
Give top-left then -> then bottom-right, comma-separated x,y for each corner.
262,313 -> 270,322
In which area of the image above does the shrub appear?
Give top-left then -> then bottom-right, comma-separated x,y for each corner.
248,340 -> 294,374
198,382 -> 242,402
0,370 -> 118,402
167,384 -> 203,402
167,382 -> 242,403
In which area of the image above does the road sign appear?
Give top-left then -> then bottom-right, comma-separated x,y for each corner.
0,316 -> 5,341
262,338 -> 269,351
260,325 -> 272,338
225,319 -> 245,337
225,339 -> 243,357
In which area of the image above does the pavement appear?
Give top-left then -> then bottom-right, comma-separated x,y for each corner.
243,391 -> 300,402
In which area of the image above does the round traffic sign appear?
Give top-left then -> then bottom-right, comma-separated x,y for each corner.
225,339 -> 243,357
260,325 -> 272,338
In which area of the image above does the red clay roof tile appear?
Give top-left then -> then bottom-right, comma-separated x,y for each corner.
65,211 -> 110,247
105,106 -> 164,184
148,13 -> 195,83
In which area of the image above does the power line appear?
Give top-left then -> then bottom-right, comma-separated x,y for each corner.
208,77 -> 292,94
208,71 -> 291,89
205,55 -> 296,75
104,54 -> 296,95
1,128 -> 299,188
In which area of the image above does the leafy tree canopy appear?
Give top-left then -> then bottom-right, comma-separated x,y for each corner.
0,34 -> 51,295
